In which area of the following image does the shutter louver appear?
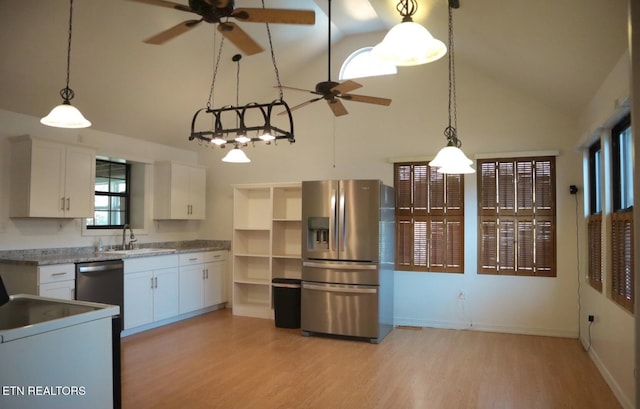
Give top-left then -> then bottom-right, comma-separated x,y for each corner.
611,210 -> 633,312
587,214 -> 603,291
517,219 -> 534,275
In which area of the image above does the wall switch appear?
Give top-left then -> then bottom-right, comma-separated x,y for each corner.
588,314 -> 595,322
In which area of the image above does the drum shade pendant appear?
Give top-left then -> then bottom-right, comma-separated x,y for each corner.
41,0 -> 91,129
372,0 -> 446,66
429,0 -> 474,174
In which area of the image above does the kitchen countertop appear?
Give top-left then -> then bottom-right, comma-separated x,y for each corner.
0,240 -> 231,266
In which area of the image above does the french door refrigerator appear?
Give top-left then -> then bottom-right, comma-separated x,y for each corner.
301,179 -> 394,343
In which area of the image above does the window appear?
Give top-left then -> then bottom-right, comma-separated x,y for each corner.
394,162 -> 464,273
587,141 -> 603,291
86,160 -> 130,229
477,156 -> 556,276
339,47 -> 397,80
610,115 -> 633,312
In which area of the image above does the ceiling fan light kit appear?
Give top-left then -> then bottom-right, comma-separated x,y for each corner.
372,0 -> 446,67
41,0 -> 91,129
429,0 -> 474,174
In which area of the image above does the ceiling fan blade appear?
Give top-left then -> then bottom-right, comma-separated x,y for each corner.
128,0 -> 192,13
328,99 -> 348,117
232,8 -> 315,25
331,80 -> 362,95
340,94 -> 392,106
278,97 -> 323,115
276,85 -> 318,94
144,20 -> 201,44
217,22 -> 264,56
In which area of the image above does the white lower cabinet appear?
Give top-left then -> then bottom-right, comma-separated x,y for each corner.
124,255 -> 179,330
39,263 -> 75,300
179,251 -> 227,314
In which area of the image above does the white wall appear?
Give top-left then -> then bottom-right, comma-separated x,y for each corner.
0,109 -> 202,250
200,28 -> 584,334
575,52 -> 635,409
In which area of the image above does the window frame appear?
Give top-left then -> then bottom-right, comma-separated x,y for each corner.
610,114 -> 633,312
87,159 -> 131,230
477,156 -> 557,277
587,140 -> 603,291
394,161 -> 465,273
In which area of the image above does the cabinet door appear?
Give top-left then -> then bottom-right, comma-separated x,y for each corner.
124,271 -> 154,329
39,281 -> 75,300
64,145 -> 95,218
153,267 -> 179,321
188,167 -> 206,219
179,264 -> 204,314
204,261 -> 224,307
170,164 -> 191,219
29,140 -> 66,217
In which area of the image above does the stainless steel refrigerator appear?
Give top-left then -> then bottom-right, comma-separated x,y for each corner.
301,179 -> 394,343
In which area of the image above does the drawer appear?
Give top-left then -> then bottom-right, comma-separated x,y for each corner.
124,254 -> 179,273
38,263 -> 75,284
179,252 -> 205,266
205,250 -> 227,263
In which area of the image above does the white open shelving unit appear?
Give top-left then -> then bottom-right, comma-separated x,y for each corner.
232,183 -> 301,319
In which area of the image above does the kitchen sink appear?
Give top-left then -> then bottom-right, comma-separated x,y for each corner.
98,248 -> 176,256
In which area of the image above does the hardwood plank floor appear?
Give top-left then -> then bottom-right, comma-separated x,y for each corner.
121,309 -> 621,409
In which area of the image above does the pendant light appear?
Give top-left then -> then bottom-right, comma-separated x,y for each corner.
222,145 -> 251,163
371,0 -> 446,67
429,0 -> 474,174
41,0 -> 91,129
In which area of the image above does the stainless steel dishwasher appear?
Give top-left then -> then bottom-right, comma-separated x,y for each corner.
75,259 -> 124,331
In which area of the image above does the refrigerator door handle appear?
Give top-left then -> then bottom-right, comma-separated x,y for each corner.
303,261 -> 377,270
340,187 -> 346,251
303,283 -> 377,294
331,188 -> 338,252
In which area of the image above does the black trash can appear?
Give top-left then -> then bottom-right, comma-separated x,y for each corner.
272,278 -> 301,329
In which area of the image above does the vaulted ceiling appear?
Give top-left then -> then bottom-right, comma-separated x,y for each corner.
0,0 -> 628,149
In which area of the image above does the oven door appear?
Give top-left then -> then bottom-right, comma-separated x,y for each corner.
301,281 -> 379,338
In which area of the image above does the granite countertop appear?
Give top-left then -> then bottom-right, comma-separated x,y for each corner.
0,240 -> 231,266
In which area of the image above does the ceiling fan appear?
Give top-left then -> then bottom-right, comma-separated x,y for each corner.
129,0 -> 315,55
278,0 -> 391,117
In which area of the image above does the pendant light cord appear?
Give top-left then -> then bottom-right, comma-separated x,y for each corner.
61,0 -> 75,103
445,1 -> 460,148
206,31 -> 225,110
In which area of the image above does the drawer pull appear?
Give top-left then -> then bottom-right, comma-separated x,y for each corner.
51,272 -> 68,277
189,258 -> 198,261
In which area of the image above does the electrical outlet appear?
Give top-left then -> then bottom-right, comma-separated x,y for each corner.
458,289 -> 466,300
588,314 -> 595,322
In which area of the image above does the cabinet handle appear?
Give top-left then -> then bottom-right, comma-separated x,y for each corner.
154,277 -> 158,288
51,272 -> 68,277
61,197 -> 66,211
202,269 -> 206,280
151,277 -> 154,289
66,198 -> 70,211
205,268 -> 209,279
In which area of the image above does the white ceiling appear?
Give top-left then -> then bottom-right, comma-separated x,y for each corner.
0,0 -> 629,150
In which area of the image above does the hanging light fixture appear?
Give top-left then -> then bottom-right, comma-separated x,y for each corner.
371,0 -> 446,67
189,2 -> 295,163
41,0 -> 91,129
429,0 -> 474,174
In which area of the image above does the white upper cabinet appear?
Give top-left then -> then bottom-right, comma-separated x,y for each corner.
153,161 -> 206,220
9,135 -> 95,218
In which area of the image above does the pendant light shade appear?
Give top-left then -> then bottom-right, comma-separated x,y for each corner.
372,0 -> 446,67
372,21 -> 446,66
40,101 -> 91,128
41,0 -> 91,129
222,147 -> 251,163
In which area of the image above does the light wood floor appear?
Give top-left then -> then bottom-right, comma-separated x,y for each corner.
121,309 -> 621,409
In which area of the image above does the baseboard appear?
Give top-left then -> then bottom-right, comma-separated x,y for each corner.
393,316 -> 578,338
121,303 -> 227,337
581,336 -> 634,409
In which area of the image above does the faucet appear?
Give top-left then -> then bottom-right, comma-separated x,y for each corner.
122,224 -> 138,250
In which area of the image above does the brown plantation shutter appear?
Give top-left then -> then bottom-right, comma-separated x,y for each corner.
477,157 -> 556,276
587,214 -> 603,291
611,209 -> 634,312
394,162 -> 464,273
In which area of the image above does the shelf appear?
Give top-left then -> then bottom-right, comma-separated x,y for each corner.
234,188 -> 271,228
272,257 -> 301,280
272,220 -> 301,257
273,186 -> 301,220
233,256 -> 270,282
234,229 -> 270,255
